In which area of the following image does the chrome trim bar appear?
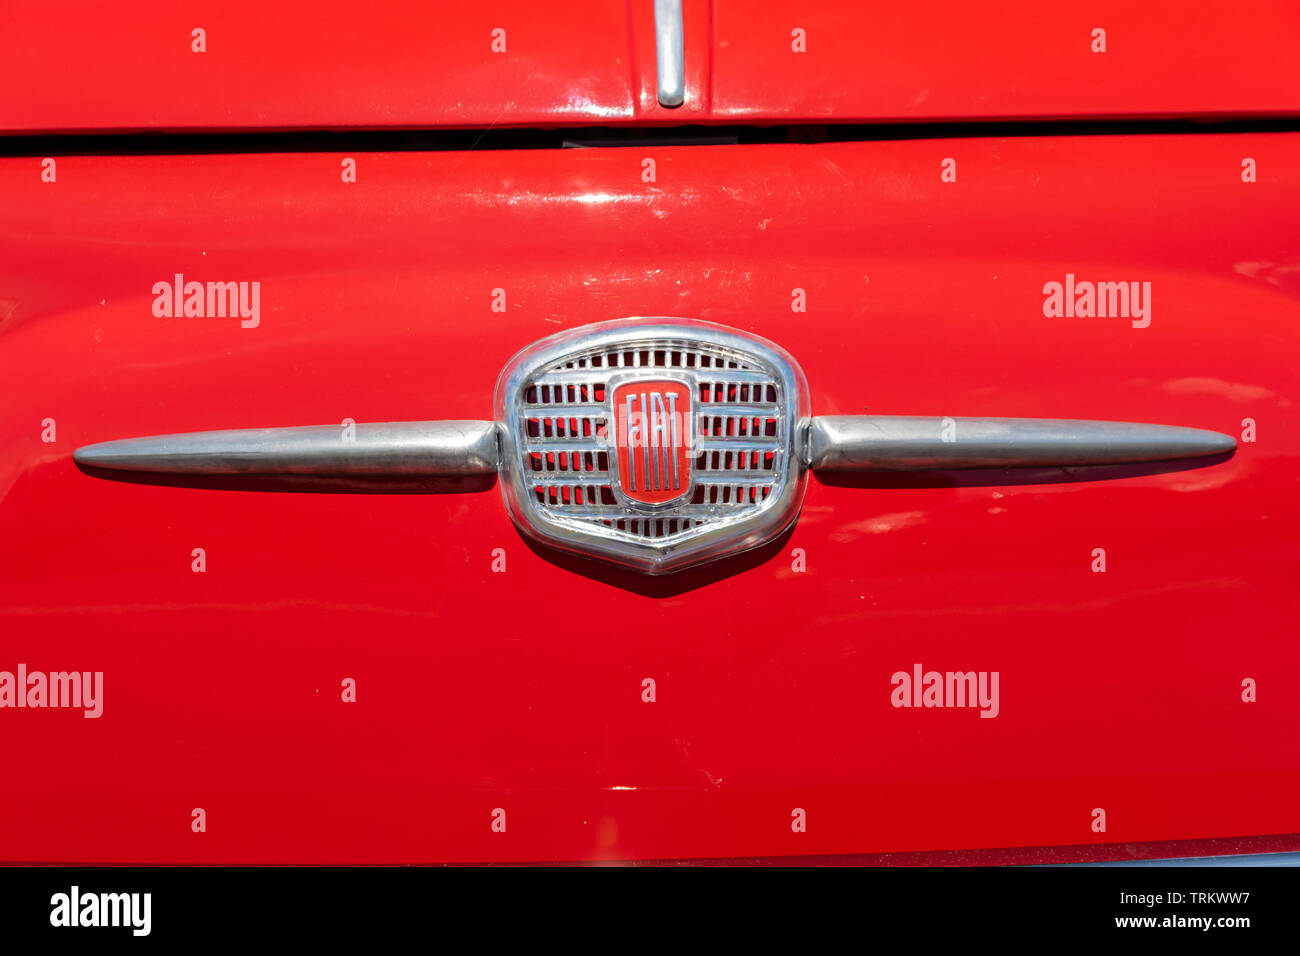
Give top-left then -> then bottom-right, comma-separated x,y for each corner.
75,415 -> 1236,479
805,416 -> 1236,471
74,414 -> 1238,479
74,421 -> 499,476
654,0 -> 685,108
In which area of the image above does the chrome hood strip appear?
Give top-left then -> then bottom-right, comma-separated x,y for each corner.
73,420 -> 498,476
805,416 -> 1237,471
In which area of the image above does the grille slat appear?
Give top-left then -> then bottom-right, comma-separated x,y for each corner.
527,440 -> 606,451
557,503 -> 762,516
530,473 -> 612,485
535,474 -> 772,493
694,403 -> 777,416
525,403 -> 607,415
693,474 -> 773,485
695,439 -> 780,452
533,368 -> 771,386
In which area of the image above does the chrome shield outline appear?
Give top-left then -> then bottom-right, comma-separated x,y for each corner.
493,317 -> 811,574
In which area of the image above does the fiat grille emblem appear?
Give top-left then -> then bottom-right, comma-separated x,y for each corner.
613,380 -> 692,503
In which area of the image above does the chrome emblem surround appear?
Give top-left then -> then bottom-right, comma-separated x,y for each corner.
494,318 -> 810,574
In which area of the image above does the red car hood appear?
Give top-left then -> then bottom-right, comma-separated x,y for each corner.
2,0 -> 1299,133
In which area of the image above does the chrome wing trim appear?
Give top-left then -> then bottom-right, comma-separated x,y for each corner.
73,420 -> 498,476
805,416 -> 1236,471
73,415 -> 1234,479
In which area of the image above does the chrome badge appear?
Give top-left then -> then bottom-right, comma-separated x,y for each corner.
494,319 -> 810,574
73,316 -> 1238,577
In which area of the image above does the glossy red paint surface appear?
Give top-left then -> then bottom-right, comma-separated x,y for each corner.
1,133 -> 1297,863
0,1 -> 640,131
712,2 -> 1300,122
3,1 -> 1299,132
